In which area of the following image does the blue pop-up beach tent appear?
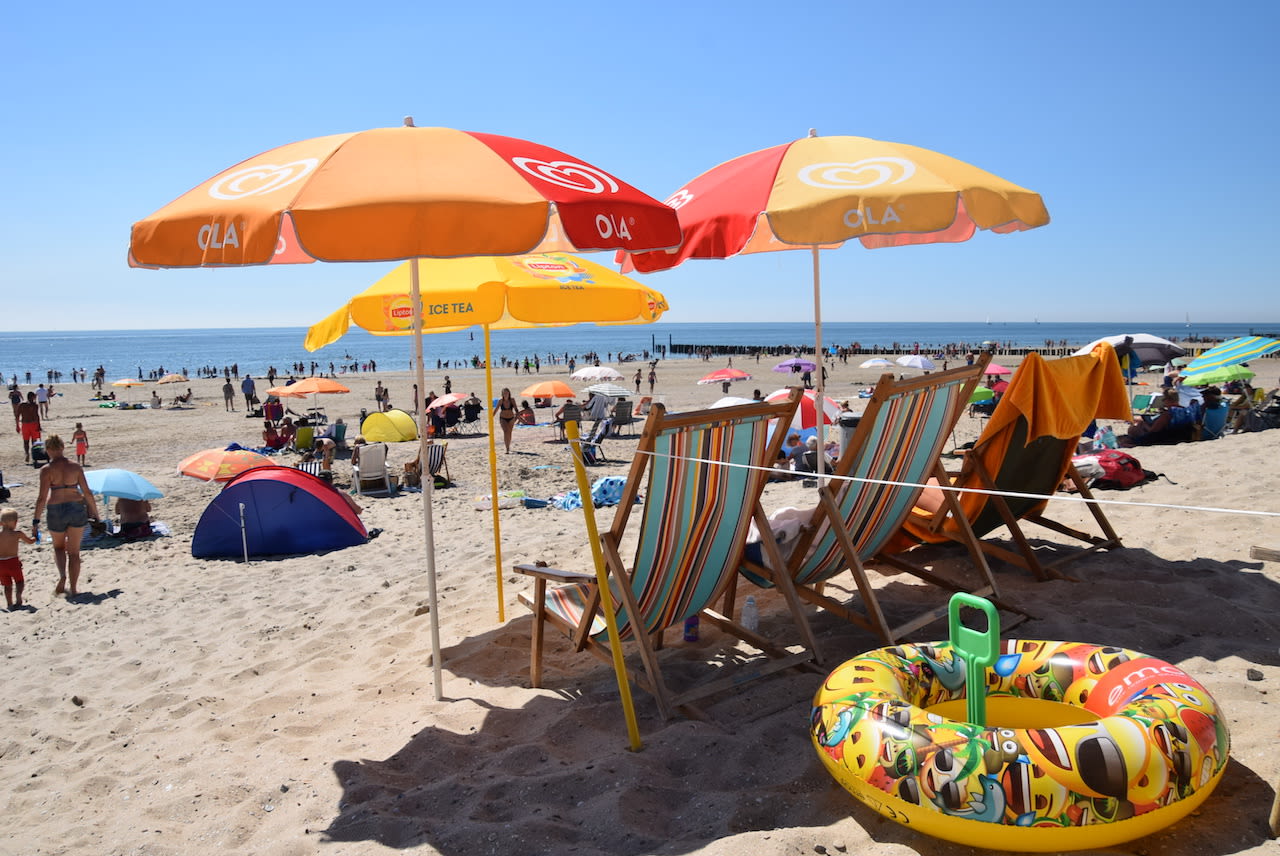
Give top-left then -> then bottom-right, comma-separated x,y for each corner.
192,466 -> 367,559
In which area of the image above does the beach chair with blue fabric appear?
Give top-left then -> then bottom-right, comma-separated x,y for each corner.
740,355 -> 1022,648
1200,402 -> 1230,440
515,388 -> 817,720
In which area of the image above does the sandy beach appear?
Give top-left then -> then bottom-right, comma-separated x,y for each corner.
1,353 -> 1277,856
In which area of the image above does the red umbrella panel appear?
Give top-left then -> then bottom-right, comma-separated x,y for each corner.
697,368 -> 752,385
765,388 -> 840,430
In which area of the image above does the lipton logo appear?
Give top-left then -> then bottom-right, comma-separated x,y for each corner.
665,189 -> 694,209
511,158 -> 620,194
390,306 -> 414,319
208,159 -> 319,200
525,262 -> 572,273
798,157 -> 916,190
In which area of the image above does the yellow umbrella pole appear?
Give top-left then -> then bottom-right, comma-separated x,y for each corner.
483,325 -> 505,622
565,419 -> 642,751
410,259 -> 445,701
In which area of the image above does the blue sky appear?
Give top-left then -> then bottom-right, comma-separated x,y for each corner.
5,1 -> 1277,330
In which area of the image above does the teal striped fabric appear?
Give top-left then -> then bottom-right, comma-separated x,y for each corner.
793,377 -> 967,585
541,410 -> 772,641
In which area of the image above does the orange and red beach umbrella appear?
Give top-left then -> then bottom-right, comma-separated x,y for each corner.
697,368 -> 752,385
266,377 -> 350,397
130,124 -> 681,267
622,131 -> 1049,477
178,448 -> 272,483
129,121 -> 678,738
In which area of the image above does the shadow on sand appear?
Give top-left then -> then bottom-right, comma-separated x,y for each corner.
324,545 -> 1279,854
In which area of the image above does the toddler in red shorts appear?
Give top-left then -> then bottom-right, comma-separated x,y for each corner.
0,507 -> 36,610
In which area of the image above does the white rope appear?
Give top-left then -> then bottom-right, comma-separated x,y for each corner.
624,446 -> 1280,520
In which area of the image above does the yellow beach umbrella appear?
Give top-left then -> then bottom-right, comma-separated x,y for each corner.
306,253 -> 667,348
111,377 -> 145,403
305,251 -> 668,626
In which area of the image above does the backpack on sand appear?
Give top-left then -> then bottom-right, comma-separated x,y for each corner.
1072,449 -> 1160,490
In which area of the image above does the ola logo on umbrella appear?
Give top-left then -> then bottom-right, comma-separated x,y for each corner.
511,158 -> 619,193
799,157 -> 916,189
209,160 -> 319,199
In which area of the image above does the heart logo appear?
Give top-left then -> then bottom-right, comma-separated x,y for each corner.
209,159 -> 319,200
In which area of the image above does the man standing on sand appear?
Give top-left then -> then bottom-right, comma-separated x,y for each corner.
241,375 -> 256,411
35,383 -> 51,418
16,392 -> 40,462
222,379 -> 235,411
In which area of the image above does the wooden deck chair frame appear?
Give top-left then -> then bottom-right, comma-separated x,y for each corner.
515,389 -> 819,720
905,350 -> 1127,581
741,356 -> 1025,648
928,419 -> 1122,580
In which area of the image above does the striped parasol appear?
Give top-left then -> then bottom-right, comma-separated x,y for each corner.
1184,336 -> 1280,374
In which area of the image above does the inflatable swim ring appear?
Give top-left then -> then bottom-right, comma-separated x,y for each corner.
811,640 -> 1229,852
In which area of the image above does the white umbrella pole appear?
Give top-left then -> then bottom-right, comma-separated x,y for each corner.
411,258 -> 444,701
483,325 -> 505,622
812,245 -> 826,489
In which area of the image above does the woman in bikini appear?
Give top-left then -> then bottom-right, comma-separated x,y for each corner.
33,435 -> 99,598
497,387 -> 518,454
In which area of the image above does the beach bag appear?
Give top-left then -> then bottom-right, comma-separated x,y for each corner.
1074,449 -> 1157,490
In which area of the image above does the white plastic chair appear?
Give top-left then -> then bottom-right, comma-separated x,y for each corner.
352,442 -> 391,495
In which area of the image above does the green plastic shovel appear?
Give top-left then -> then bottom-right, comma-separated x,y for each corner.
948,592 -> 1000,727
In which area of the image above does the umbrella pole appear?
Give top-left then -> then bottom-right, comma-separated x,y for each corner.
238,502 -> 249,564
411,258 -> 445,701
812,245 -> 826,489
483,325 -> 505,622
566,419 -> 642,751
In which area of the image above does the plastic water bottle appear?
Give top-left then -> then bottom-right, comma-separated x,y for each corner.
1097,426 -> 1117,450
741,596 -> 759,633
682,616 -> 699,642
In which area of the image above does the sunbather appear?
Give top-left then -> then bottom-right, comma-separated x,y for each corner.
1122,389 -> 1195,446
262,421 -> 287,450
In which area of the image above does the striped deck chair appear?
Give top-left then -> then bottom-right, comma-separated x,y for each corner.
515,389 -> 817,720
742,356 -> 1024,647
899,346 -> 1131,581
422,441 -> 449,484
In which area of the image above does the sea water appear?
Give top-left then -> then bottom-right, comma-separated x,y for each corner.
0,321 -> 1271,382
